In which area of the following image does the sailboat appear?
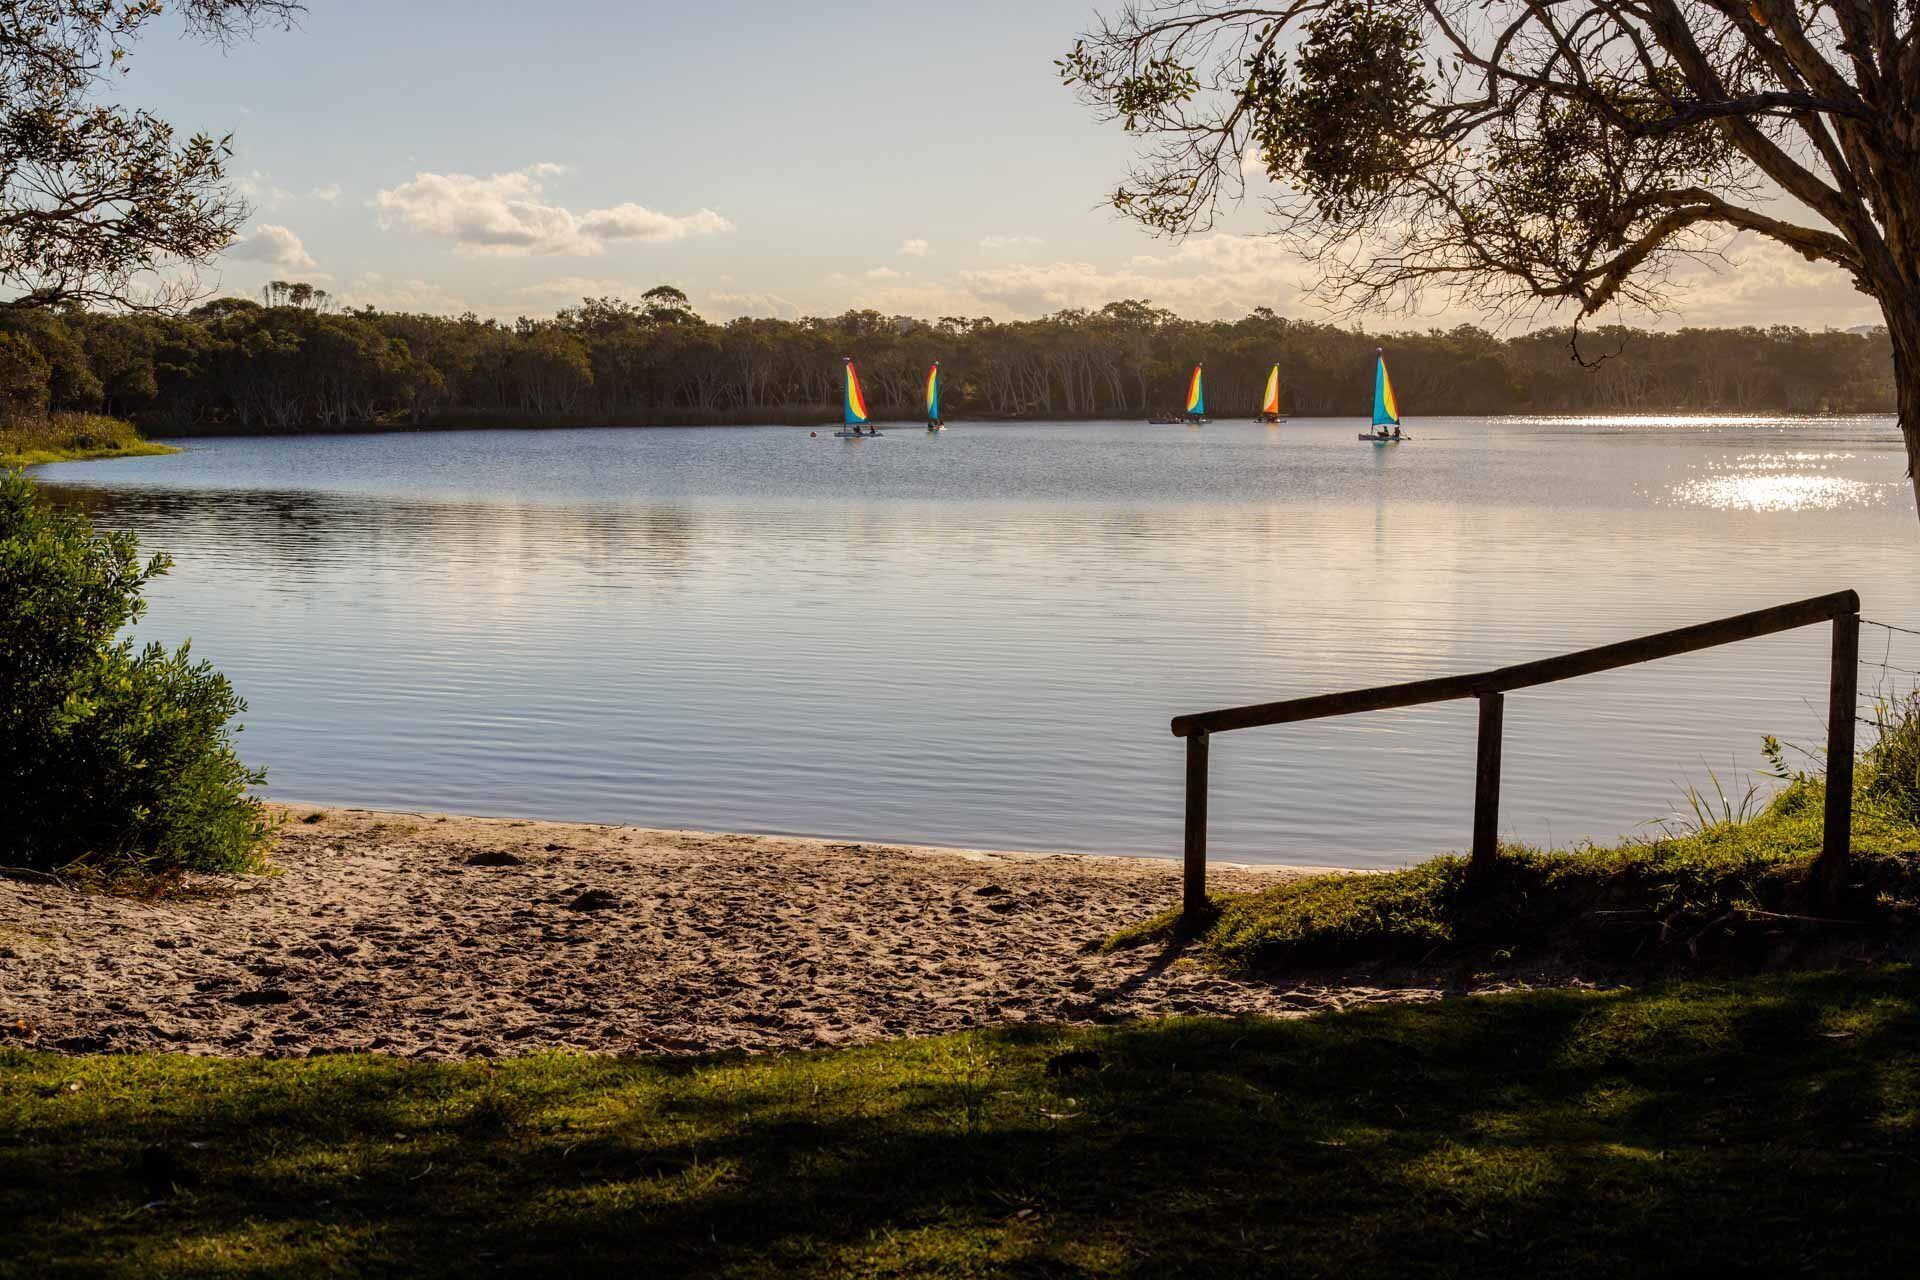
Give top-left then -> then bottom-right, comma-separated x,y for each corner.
926,361 -> 944,430
834,357 -> 881,438
1359,348 -> 1406,443
1150,363 -> 1210,424
1258,363 -> 1287,423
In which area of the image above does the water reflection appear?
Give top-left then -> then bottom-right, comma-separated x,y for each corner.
34,416 -> 1919,866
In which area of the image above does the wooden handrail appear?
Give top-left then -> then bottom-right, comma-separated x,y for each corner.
1172,590 -> 1859,738
1172,590 -> 1862,929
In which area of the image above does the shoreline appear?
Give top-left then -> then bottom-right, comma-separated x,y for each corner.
267,800 -> 1355,877
3,411 -> 180,469
1,805 -> 1437,1061
27,409 -> 1902,455
7,440 -> 178,468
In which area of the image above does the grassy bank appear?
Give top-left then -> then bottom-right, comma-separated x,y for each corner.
1116,704 -> 1920,975
0,412 -> 178,468
4,968 -> 1917,1276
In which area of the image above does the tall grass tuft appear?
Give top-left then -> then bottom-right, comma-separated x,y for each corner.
0,412 -> 176,467
1861,693 -> 1920,824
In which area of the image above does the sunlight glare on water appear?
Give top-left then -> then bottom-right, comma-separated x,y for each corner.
1668,450 -> 1896,513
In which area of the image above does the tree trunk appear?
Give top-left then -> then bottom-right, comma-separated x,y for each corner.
1885,299 -> 1920,520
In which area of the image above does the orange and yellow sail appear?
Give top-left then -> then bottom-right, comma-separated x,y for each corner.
844,358 -> 870,425
1183,363 -> 1206,415
1261,364 -> 1281,417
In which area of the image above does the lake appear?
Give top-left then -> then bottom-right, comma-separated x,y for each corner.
34,416 -> 1920,868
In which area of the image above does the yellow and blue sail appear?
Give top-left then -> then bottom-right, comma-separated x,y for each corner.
1261,364 -> 1281,416
926,362 -> 940,421
1184,363 -> 1205,416
844,358 -> 870,425
1372,352 -> 1399,427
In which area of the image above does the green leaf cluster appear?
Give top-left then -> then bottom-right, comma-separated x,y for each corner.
1248,0 -> 1429,224
0,469 -> 269,875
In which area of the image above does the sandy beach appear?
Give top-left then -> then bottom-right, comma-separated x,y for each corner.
1,806 -> 1448,1059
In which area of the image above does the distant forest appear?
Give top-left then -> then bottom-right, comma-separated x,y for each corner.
0,284 -> 1896,433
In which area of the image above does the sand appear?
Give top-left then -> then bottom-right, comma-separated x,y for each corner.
0,806 -> 1448,1059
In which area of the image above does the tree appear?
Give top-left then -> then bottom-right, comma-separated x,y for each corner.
0,0 -> 302,311
641,284 -> 697,325
0,331 -> 50,420
1060,1 -> 1920,516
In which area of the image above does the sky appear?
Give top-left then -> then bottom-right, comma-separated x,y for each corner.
117,0 -> 1883,331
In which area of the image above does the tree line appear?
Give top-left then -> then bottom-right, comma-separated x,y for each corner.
0,285 -> 1896,434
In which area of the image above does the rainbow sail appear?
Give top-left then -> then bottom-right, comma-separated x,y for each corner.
1261,364 -> 1281,418
844,358 -> 870,426
925,362 -> 941,422
1372,351 -> 1399,427
1184,363 -> 1206,416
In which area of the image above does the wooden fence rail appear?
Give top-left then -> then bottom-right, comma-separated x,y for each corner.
1171,590 -> 1861,929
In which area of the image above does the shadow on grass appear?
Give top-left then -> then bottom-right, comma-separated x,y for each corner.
4,968 -> 1919,1277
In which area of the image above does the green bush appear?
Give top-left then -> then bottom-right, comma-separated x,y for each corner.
0,470 -> 269,875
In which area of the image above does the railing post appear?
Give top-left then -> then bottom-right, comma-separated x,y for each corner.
1183,731 -> 1210,931
1470,690 -> 1504,885
1816,609 -> 1859,900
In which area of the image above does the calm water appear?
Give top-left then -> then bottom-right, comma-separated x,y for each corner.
35,416 -> 1920,868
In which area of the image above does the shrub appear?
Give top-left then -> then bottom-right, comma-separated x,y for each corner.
0,470 -> 270,875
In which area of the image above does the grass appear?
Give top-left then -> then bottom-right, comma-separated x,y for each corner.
2,968 -> 1917,1276
1114,699 -> 1920,975
0,412 -> 177,468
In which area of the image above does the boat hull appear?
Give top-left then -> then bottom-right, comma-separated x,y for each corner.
1359,432 -> 1405,443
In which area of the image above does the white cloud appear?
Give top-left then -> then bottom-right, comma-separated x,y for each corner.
865,266 -> 906,280
343,272 -> 469,314
979,234 -> 1043,250
842,280 -> 986,317
707,290 -> 800,319
950,235 -> 1313,318
579,203 -> 733,242
225,223 -> 318,271
898,238 -> 930,257
309,183 -> 342,203
512,276 -> 642,299
372,164 -> 734,257
236,169 -> 293,211
1658,234 -> 1880,329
